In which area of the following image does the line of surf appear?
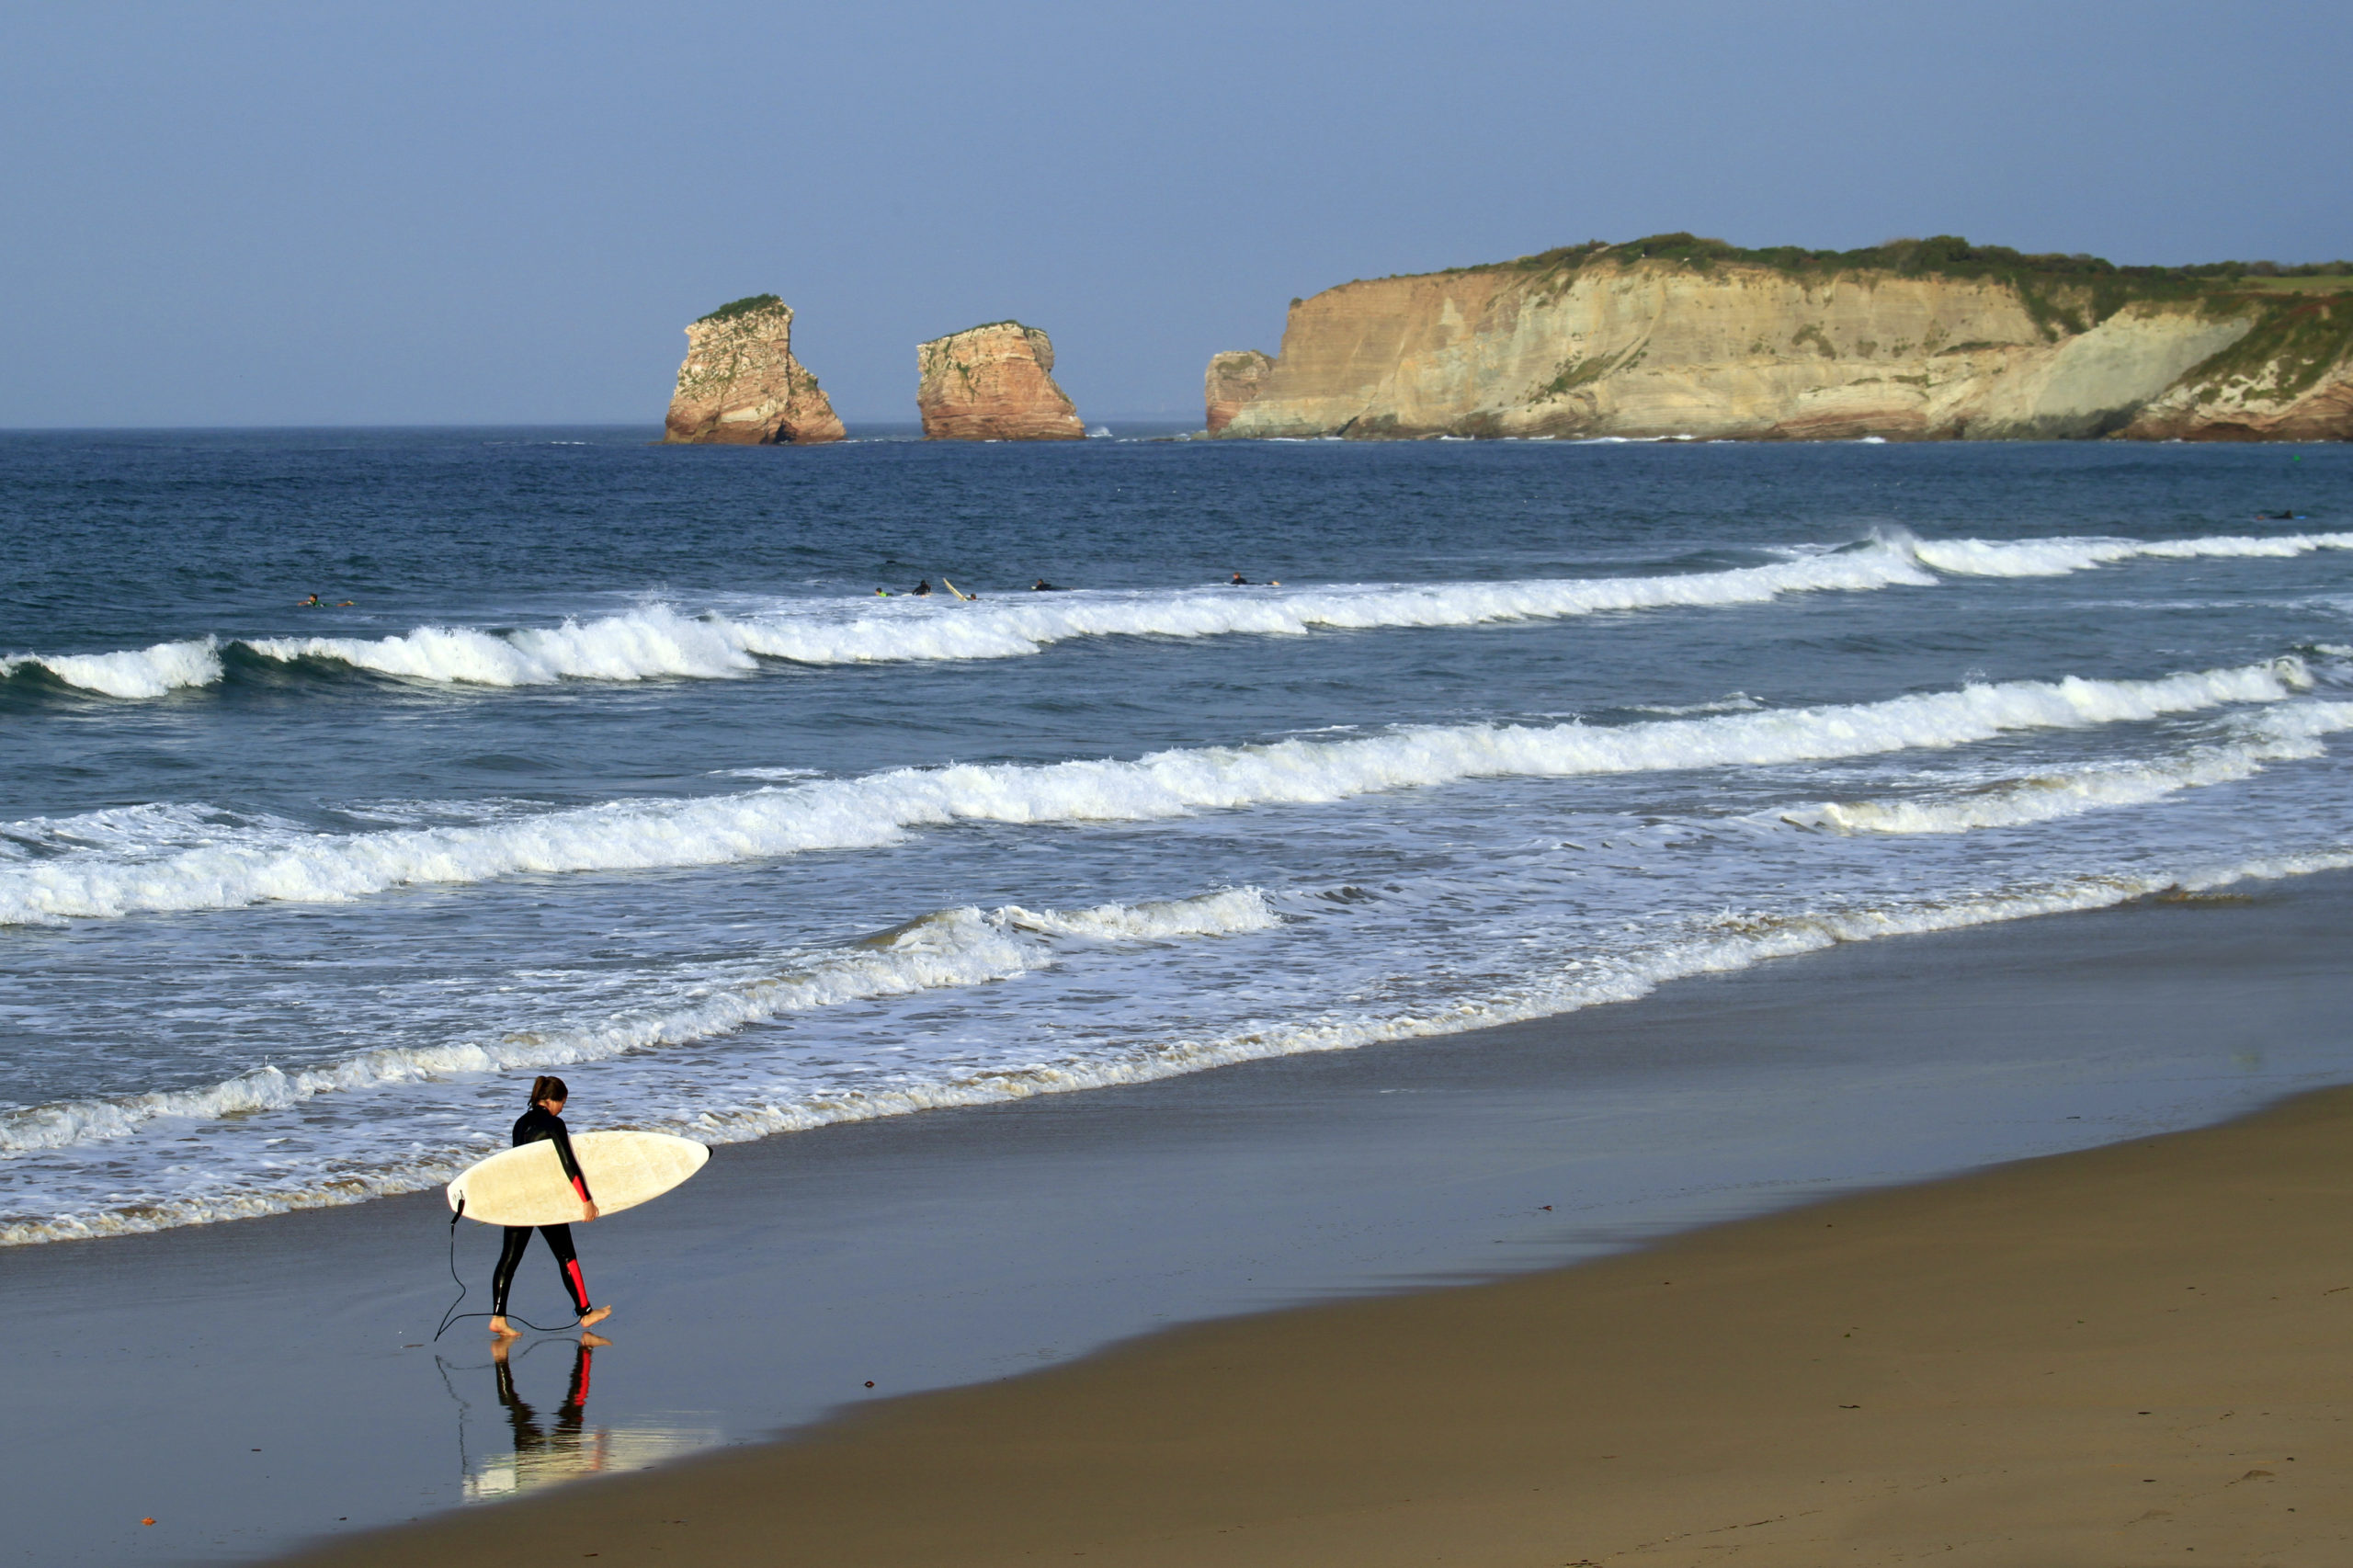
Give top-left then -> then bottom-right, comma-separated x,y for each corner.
14,845 -> 2349,1246
1774,697 -> 2353,836
9,528 -> 2350,698
0,887 -> 1279,1168
0,656 -> 2311,925
226,551 -> 1942,683
1905,528 -> 2353,578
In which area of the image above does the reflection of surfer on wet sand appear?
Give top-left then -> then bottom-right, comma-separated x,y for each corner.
441,1332 -> 719,1501
494,1334 -> 609,1473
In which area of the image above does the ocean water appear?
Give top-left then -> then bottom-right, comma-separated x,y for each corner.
2,426 -> 2348,1248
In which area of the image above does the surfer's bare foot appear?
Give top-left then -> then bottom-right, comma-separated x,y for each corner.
580,1331 -> 612,1348
579,1305 -> 612,1329
489,1316 -> 520,1339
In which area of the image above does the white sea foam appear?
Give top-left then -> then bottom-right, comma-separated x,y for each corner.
995,887 -> 1281,941
15,846 -> 2343,1246
14,527 -> 2353,695
245,605 -> 760,685
0,637 -> 222,698
0,551 -> 1942,695
1779,699 -> 2353,835
0,887 -> 1279,1165
666,847 -> 2353,1154
0,658 -> 2310,925
0,801 -> 301,861
664,548 -> 1937,670
9,555 -> 1933,694
1906,528 -> 2353,578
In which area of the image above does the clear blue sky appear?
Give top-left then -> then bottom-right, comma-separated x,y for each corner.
2,0 -> 2346,426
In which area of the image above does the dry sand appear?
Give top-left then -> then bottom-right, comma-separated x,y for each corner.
274,1080 -> 2353,1566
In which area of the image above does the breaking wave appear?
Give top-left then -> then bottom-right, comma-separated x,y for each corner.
1905,528 -> 2353,578
0,887 -> 1279,1169
0,656 -> 2310,924
11,526 -> 2353,698
244,606 -> 757,685
1779,698 -> 2353,835
0,638 -> 222,699
219,550 -> 1944,685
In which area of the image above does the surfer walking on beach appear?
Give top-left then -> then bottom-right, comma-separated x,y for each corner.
487,1075 -> 612,1339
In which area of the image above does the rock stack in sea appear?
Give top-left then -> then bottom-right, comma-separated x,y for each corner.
915,322 -> 1086,440
1203,349 -> 1274,434
664,294 -> 846,445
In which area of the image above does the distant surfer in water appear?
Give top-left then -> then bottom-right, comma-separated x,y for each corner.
487,1075 -> 611,1339
912,580 -> 933,597
1032,579 -> 1063,591
298,593 -> 324,608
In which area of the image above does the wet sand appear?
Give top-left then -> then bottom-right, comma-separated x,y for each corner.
9,876 -> 2351,1565
257,883 -> 2353,1568
274,1076 -> 2353,1567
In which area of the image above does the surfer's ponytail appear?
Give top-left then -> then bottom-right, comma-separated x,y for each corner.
529,1074 -> 569,1108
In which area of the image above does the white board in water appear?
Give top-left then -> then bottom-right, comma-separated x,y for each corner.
447,1131 -> 709,1227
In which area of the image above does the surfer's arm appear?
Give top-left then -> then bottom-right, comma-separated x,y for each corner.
547,1119 -> 597,1209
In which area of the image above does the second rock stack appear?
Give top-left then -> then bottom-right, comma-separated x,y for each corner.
916,322 -> 1086,440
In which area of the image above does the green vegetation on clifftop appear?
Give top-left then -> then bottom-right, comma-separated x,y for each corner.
695,293 -> 785,325
1435,233 -> 2353,347
2177,295 -> 2353,403
1475,233 -> 2350,288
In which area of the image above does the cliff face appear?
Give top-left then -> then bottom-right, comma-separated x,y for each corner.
1217,256 -> 2353,441
916,323 -> 1086,440
2122,294 -> 2353,440
665,295 -> 845,445
1204,349 -> 1275,434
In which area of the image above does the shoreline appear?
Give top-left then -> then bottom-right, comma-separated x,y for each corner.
277,1076 -> 2353,1568
7,871 -> 2351,1563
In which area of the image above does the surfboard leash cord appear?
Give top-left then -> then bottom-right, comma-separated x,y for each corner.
431,1197 -> 585,1342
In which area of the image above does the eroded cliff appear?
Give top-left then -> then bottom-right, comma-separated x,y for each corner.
2122,293 -> 2353,440
917,322 -> 1085,440
1216,239 -> 2353,442
665,294 -> 845,446
1204,349 -> 1274,434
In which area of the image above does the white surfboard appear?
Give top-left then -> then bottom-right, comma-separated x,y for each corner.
447,1130 -> 709,1227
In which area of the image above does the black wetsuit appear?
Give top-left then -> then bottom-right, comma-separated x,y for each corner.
490,1106 -> 594,1318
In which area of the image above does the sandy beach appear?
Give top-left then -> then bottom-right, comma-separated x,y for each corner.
270,1046 -> 2353,1566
